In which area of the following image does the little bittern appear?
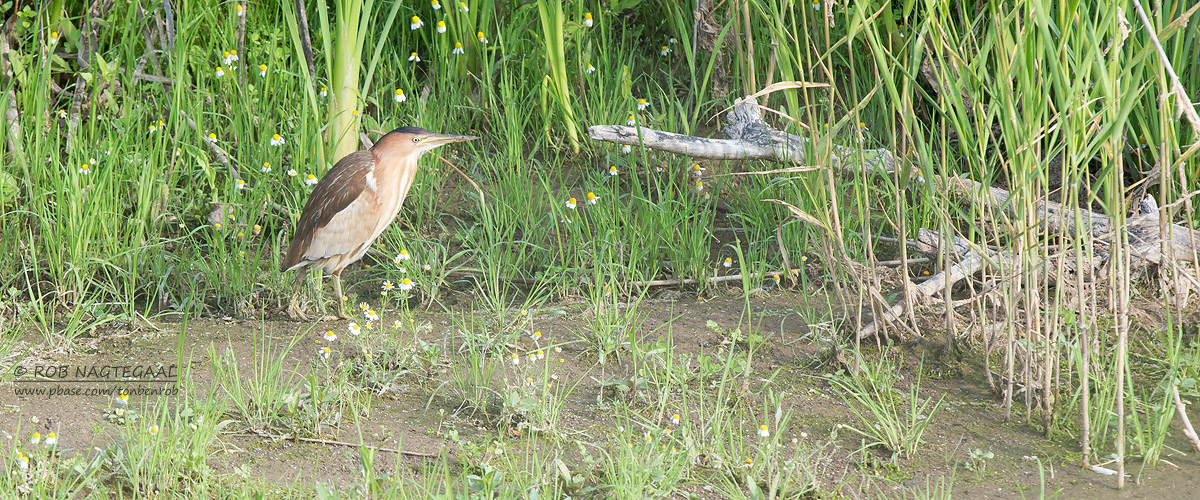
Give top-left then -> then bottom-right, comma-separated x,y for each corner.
282,127 -> 477,320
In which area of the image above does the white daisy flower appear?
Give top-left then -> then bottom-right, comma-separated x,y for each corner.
452,42 -> 464,54
408,51 -> 420,62
586,63 -> 596,74
394,88 -> 406,103
324,330 -> 337,342
270,133 -> 285,146
305,174 -> 318,186
437,21 -> 447,33
411,16 -> 424,30
583,12 -> 593,27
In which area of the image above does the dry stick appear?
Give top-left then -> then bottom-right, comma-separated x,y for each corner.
141,3 -> 169,91
1115,232 -> 1129,489
629,270 -> 795,288
776,219 -> 795,287
1084,230 -> 1099,465
877,257 -> 930,266
232,430 -> 439,458
1172,385 -> 1200,453
295,0 -> 317,78
162,0 -> 176,53
236,2 -> 247,89
1129,0 -> 1200,136
131,71 -> 173,84
66,1 -> 102,151
434,154 -> 486,207
179,110 -> 240,181
1,27 -> 26,169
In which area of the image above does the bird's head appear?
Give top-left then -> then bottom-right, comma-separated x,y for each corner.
373,126 -> 477,158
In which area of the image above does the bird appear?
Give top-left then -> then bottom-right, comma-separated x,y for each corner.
281,127 -> 477,320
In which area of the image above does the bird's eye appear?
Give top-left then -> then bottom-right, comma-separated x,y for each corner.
412,136 -> 421,143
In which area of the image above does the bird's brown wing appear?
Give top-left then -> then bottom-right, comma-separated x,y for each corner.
281,151 -> 379,272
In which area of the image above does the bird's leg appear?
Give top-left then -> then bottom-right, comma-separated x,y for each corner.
332,271 -> 349,319
287,271 -> 311,321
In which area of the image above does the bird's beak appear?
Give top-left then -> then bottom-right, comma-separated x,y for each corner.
424,133 -> 478,147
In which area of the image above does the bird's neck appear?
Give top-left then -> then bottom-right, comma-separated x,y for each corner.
371,151 -> 422,214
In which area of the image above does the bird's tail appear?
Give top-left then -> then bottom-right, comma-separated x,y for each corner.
281,235 -> 307,273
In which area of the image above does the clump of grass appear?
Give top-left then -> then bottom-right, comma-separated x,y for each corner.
828,353 -> 943,462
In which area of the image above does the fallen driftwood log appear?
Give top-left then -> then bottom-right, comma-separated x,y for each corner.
586,90 -> 1200,338
587,96 -> 897,174
949,176 -> 1200,270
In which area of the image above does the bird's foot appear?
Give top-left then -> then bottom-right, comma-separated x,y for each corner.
287,299 -> 312,322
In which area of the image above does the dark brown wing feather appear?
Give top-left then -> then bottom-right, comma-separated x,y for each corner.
281,151 -> 376,271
